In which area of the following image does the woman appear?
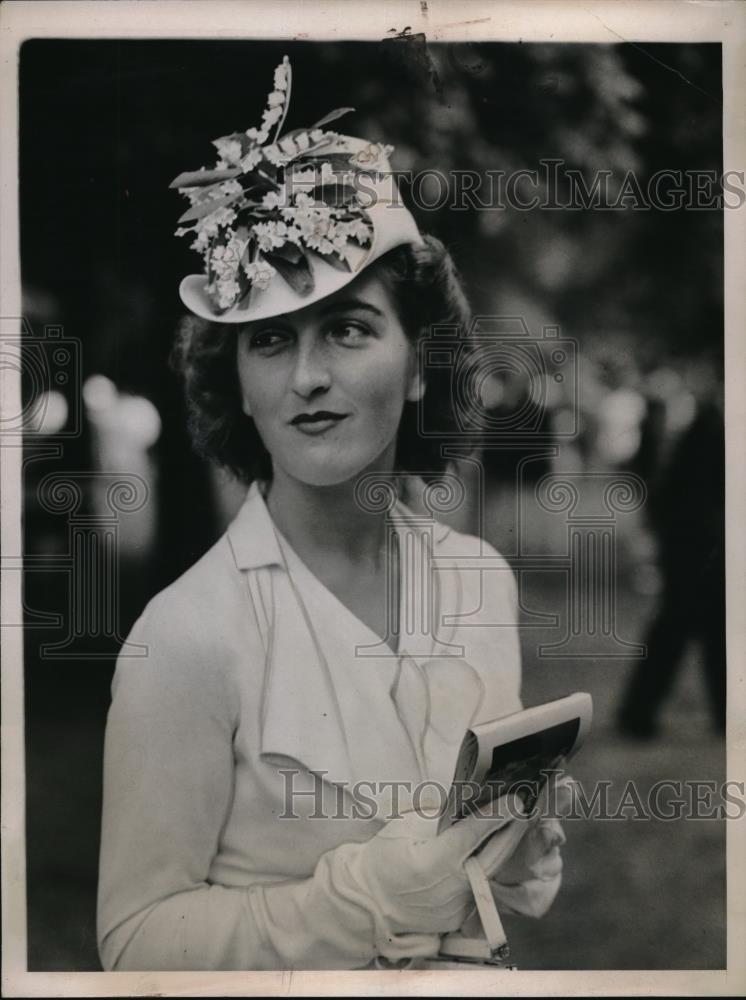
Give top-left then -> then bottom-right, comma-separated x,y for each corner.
97,59 -> 567,971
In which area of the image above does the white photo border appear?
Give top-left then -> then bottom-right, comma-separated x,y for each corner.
2,1 -> 744,996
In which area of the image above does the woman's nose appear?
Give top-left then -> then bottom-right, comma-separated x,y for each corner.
290,339 -> 332,398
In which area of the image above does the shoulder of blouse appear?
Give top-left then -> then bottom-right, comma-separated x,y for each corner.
111,532 -> 258,721
135,533 -> 245,637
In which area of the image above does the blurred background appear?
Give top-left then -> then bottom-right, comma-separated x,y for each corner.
19,39 -> 724,969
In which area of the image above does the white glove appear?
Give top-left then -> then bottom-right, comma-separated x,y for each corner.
331,794 -> 529,957
490,775 -> 575,918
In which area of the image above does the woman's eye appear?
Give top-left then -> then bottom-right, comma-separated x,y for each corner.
249,329 -> 290,351
328,321 -> 371,345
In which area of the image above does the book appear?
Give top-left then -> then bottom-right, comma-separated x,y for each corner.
439,691 -> 593,831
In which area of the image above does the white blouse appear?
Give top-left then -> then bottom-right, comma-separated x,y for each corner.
97,481 -> 522,970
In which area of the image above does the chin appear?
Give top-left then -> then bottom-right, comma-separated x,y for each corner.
282,459 -> 374,488
277,440 -> 397,489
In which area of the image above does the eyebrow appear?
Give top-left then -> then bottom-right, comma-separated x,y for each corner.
318,299 -> 385,318
246,298 -> 386,336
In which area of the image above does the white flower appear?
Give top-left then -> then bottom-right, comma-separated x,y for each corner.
262,190 -> 285,210
220,237 -> 245,260
190,206 -> 238,255
182,187 -> 221,211
274,58 -> 289,92
220,179 -> 244,198
279,135 -> 298,156
212,137 -> 243,166
215,278 -> 241,309
210,236 -> 247,282
268,90 -> 285,108
239,148 -> 262,172
202,205 -> 237,232
295,208 -> 335,251
296,132 -> 310,151
310,129 -> 324,143
319,161 -> 337,184
309,235 -> 335,254
174,226 -> 193,237
191,229 -> 210,254
246,127 -> 269,144
253,220 -> 291,253
263,143 -> 287,167
345,218 -> 372,244
350,142 -> 394,167
261,105 -> 283,130
243,259 -> 277,290
283,197 -> 342,255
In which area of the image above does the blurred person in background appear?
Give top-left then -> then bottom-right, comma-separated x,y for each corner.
617,351 -> 725,738
479,363 -> 555,489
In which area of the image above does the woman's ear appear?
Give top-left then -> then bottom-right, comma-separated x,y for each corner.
237,332 -> 252,416
405,343 -> 426,402
406,370 -> 426,403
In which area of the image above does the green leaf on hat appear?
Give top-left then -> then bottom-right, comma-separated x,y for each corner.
267,242 -> 304,264
293,153 -> 356,172
177,191 -> 244,224
235,258 -> 253,305
311,183 -> 359,207
212,131 -> 256,156
169,167 -> 241,189
239,238 -> 254,272
311,107 -> 355,130
264,250 -> 315,296
241,170 -> 280,197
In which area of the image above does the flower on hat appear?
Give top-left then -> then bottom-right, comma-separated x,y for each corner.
274,61 -> 289,92
243,259 -> 277,290
350,142 -> 395,169
170,57 -> 388,314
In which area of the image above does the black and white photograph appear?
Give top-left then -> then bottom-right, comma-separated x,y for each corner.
1,1 -> 744,995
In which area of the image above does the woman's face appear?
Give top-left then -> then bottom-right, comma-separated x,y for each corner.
236,269 -> 424,487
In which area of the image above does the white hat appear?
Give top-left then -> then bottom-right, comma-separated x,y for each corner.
171,59 -> 422,324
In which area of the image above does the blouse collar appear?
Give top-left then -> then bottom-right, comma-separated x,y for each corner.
226,478 -> 453,571
225,481 -> 284,570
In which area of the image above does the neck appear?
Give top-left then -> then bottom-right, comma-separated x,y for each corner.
264,458 -> 398,568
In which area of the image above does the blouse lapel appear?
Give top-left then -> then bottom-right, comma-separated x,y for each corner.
388,501 -> 486,795
259,567 -> 357,786
226,483 -> 357,787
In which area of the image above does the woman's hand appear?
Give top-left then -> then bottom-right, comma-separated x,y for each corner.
488,775 -> 575,919
331,793 -> 530,958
